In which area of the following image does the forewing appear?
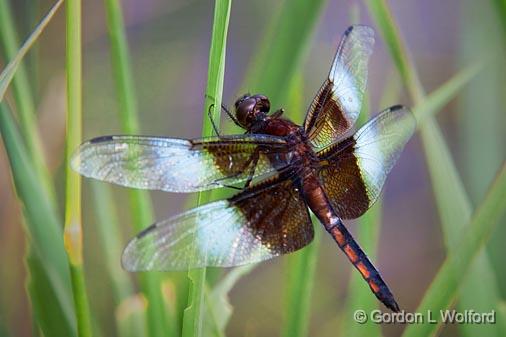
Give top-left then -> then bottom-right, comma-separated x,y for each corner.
122,177 -> 314,271
318,105 -> 415,219
304,25 -> 375,151
71,134 -> 293,192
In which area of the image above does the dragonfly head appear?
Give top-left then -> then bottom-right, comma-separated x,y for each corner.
234,94 -> 270,129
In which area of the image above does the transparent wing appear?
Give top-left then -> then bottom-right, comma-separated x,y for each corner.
122,177 -> 314,271
304,25 -> 375,151
71,134 -> 294,192
318,105 -> 416,219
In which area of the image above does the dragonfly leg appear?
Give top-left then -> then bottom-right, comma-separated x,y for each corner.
221,104 -> 243,128
207,104 -> 221,136
243,151 -> 260,189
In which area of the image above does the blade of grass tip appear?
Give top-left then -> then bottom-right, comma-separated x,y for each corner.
0,103 -> 76,336
0,0 -> 62,202
102,0 -> 171,335
364,1 -> 502,336
403,163 -> 506,337
241,0 -> 328,108
281,74 -> 321,337
182,1 -> 231,337
64,0 -> 93,336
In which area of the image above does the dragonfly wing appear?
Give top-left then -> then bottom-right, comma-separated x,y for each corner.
318,105 -> 416,219
122,176 -> 314,271
72,134 -> 294,192
304,25 -> 375,151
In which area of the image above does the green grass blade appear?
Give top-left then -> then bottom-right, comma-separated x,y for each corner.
0,0 -> 61,200
0,103 -> 76,336
364,1 -> 502,336
241,0 -> 328,107
102,0 -> 171,335
413,62 -> 483,125
90,182 -> 138,337
204,265 -> 255,336
491,0 -> 506,34
26,252 -> 76,337
103,0 -> 141,134
402,163 -> 506,337
64,0 -> 93,336
90,182 -> 134,303
181,1 -> 231,336
282,227 -> 321,337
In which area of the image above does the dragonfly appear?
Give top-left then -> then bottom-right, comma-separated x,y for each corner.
72,25 -> 416,312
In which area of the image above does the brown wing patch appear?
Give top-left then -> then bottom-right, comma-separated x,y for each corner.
230,176 -> 314,255
318,137 -> 370,219
318,105 -> 416,219
303,25 -> 375,152
305,80 -> 353,148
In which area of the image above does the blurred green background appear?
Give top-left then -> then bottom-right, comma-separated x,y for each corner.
0,0 -> 505,336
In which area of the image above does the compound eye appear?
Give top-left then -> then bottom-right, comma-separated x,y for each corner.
235,97 -> 256,127
234,94 -> 251,109
254,95 -> 270,113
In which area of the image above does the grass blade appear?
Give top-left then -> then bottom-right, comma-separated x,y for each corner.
90,182 -> 136,336
282,228 -> 321,337
491,0 -> 506,34
0,103 -> 76,336
181,1 -> 231,336
204,265 -> 255,337
90,182 -> 134,304
241,0 -> 327,107
413,62 -> 483,125
102,0 -> 171,335
0,0 -> 62,201
364,1 -> 502,336
64,0 -> 93,336
403,163 -> 506,337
